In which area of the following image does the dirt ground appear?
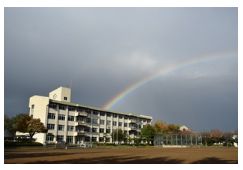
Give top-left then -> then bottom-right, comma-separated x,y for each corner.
4,146 -> 238,164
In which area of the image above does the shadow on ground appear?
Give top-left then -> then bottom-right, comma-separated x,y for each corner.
27,155 -> 185,164
25,156 -> 238,164
192,157 -> 238,164
5,152 -> 79,159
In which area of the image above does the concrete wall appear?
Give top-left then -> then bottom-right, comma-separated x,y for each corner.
49,87 -> 71,102
29,95 -> 49,143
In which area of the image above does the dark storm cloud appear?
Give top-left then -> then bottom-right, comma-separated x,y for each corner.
4,8 -> 237,131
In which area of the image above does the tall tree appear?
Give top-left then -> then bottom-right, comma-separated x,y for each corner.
167,124 -> 180,134
141,124 -> 155,145
112,129 -> 126,143
4,114 -> 15,136
15,114 -> 47,140
154,120 -> 168,133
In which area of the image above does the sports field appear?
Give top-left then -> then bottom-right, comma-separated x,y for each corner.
4,146 -> 238,164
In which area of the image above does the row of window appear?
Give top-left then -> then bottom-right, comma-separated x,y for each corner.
48,113 -> 74,121
49,104 -> 150,122
47,124 -> 133,133
47,124 -> 74,131
46,135 -> 112,143
48,113 -> 142,127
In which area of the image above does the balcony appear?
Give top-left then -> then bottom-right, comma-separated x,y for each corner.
129,119 -> 138,124
75,111 -> 88,117
77,131 -> 86,135
76,121 -> 90,127
130,126 -> 138,130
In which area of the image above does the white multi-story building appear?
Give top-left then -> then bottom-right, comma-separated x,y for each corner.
29,87 -> 152,144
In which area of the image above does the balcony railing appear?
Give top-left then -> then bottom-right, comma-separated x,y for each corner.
129,119 -> 139,124
130,126 -> 138,130
76,121 -> 90,126
75,111 -> 88,117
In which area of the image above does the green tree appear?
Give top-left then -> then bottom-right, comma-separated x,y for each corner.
4,114 -> 15,136
4,113 -> 28,136
141,124 -> 155,145
15,114 -> 47,140
112,129 -> 126,144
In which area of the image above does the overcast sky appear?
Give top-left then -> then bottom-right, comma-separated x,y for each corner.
4,8 -> 237,132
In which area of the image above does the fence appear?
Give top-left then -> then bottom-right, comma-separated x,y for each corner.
154,134 -> 202,146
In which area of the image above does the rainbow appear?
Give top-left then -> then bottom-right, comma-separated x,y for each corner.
102,51 -> 234,110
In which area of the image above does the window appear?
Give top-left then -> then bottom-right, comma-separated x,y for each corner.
64,97 -> 68,101
124,123 -> 128,127
119,122 -> 122,127
92,137 -> 97,142
100,112 -> 105,116
99,128 -> 104,133
67,125 -> 74,131
66,136 -> 73,143
92,128 -> 97,133
93,111 -> 98,115
31,105 -> 34,109
58,125 -> 64,131
59,105 -> 66,110
86,118 -> 91,123
58,114 -> 65,120
119,115 -> 123,119
113,114 -> 117,118
113,121 -> 117,126
124,116 -> 128,120
57,135 -> 64,142
107,120 -> 111,125
68,106 -> 75,111
86,109 -> 91,114
99,137 -> 104,142
68,115 -> 74,121
105,137 -> 110,142
46,135 -> 54,141
48,113 -> 55,119
106,129 -> 110,133
77,107 -> 83,112
92,119 -> 98,125
107,113 -> 111,117
49,103 -> 57,109
100,119 -> 105,125
47,124 -> 55,130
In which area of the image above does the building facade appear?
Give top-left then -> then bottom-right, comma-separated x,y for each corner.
29,87 -> 152,144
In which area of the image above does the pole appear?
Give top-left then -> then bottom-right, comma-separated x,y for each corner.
181,134 -> 182,145
90,110 -> 93,148
186,134 -> 187,145
117,127 -> 118,144
190,134 -> 192,145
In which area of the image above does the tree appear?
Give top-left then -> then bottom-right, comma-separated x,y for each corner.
112,129 -> 126,144
4,113 -> 28,136
4,114 -> 15,136
141,124 -> 155,145
15,114 -> 47,140
167,124 -> 180,134
154,120 -> 168,133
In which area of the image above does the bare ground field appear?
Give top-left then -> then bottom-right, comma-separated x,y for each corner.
4,146 -> 238,164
